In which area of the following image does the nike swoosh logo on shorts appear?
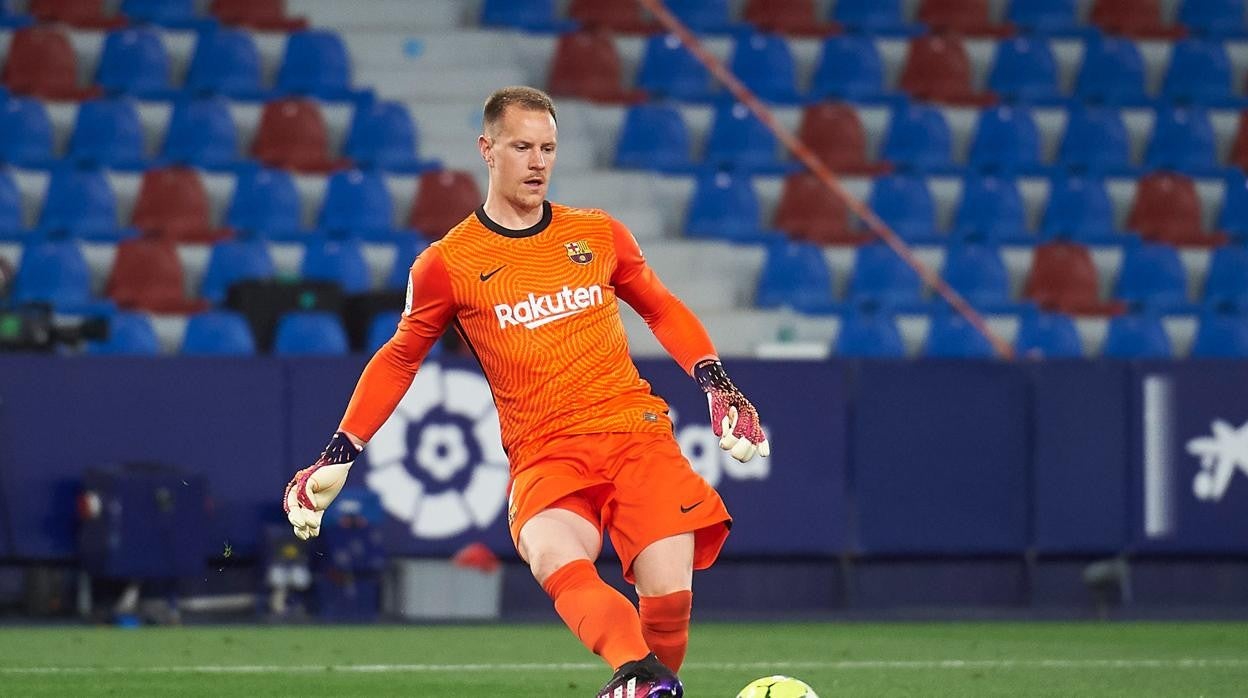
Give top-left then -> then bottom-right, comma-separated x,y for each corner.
680,501 -> 704,514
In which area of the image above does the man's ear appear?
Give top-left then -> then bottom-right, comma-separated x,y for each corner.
478,134 -> 493,167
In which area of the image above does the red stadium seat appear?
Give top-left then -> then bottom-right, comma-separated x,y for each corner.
918,0 -> 1012,36
568,0 -> 660,33
898,35 -> 996,106
30,0 -> 127,29
1127,171 -> 1226,247
1089,0 -> 1186,38
547,31 -> 645,104
131,167 -> 231,243
798,103 -> 891,175
409,170 -> 483,240
1231,110 -> 1248,172
743,0 -> 839,36
106,238 -> 209,313
773,173 -> 868,245
251,98 -> 350,173
1,27 -> 102,101
210,0 -> 307,30
1024,242 -> 1125,315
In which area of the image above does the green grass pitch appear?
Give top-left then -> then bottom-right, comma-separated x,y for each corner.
1,621 -> 1245,696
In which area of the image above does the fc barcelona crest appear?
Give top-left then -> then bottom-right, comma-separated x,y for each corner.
565,240 -> 593,265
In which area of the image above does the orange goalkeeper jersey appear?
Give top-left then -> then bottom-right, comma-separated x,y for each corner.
339,201 -> 718,470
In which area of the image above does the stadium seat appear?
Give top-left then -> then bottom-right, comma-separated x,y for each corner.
730,33 -> 801,103
953,176 -> 1028,241
1075,35 -> 1148,103
225,167 -> 302,238
300,239 -> 370,294
867,175 -> 937,242
832,0 -> 910,32
66,98 -> 146,169
96,28 -> 174,98
1203,243 -> 1248,305
2,26 -> 100,100
38,166 -> 134,241
568,0 -> 659,33
186,27 -> 267,99
1014,310 -> 1084,358
666,0 -> 738,33
847,244 -> 924,306
131,167 -> 229,243
1041,176 -> 1118,242
10,240 -> 93,308
1090,0 -> 1185,38
685,172 -> 779,243
1232,111 -> 1248,171
479,0 -> 573,32
798,103 -> 888,176
547,30 -> 643,104
835,307 -> 906,358
1024,241 -> 1124,315
161,96 -> 242,170
1162,40 -> 1234,104
743,0 -> 837,35
344,100 -> 436,173
86,311 -> 161,355
924,310 -> 997,358
772,172 -> 865,244
614,104 -> 695,173
1219,172 -> 1248,238
30,0 -> 126,29
988,37 -> 1060,103
880,102 -> 953,172
251,98 -> 349,173
105,237 -> 207,313
385,235 -> 430,290
318,169 -> 395,239
276,30 -> 357,100
1127,172 -> 1221,246
967,106 -> 1042,173
637,34 -> 718,101
199,239 -> 275,304
941,243 -> 1011,306
1057,106 -> 1132,173
0,96 -> 54,167
754,239 -> 836,313
899,35 -> 994,106
0,170 -> 24,240
1144,107 -> 1218,173
1114,242 -> 1190,310
210,0 -> 307,31
408,170 -> 483,240
1102,312 -> 1173,358
1179,0 -> 1247,36
1190,311 -> 1248,357
120,0 -> 198,26
703,102 -> 790,173
917,0 -> 1009,36
181,310 -> 257,356
365,311 -> 409,353
273,311 -> 350,356
1007,0 -> 1079,33
810,36 -> 887,100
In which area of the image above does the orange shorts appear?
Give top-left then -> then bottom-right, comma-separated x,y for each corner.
507,431 -> 732,583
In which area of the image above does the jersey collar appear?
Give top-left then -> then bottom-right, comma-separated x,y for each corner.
475,201 -> 552,239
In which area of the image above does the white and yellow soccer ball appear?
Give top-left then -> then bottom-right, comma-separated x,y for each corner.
737,675 -> 820,697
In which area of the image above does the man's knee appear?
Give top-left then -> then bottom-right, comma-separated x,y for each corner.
632,533 -> 694,597
518,509 -> 602,585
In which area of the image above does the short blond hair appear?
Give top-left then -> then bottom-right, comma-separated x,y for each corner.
483,86 -> 557,134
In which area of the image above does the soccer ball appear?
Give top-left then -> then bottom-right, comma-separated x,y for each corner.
737,675 -> 820,697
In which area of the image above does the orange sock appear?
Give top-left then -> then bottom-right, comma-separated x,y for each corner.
639,590 -> 692,673
542,559 -> 651,670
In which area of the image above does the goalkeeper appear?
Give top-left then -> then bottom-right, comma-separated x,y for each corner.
284,86 -> 769,698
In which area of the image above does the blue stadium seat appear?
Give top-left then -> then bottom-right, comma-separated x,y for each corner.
1057,106 -> 1132,173
479,0 -> 574,31
835,307 -> 906,358
881,102 -> 952,172
38,166 -> 134,241
867,175 -> 936,242
1114,242 -> 1189,310
810,36 -> 886,100
667,0 -> 738,32
273,311 -> 349,356
1162,39 -> 1234,104
67,98 -> 146,169
1204,243 -> 1248,305
832,0 -> 910,32
0,169 -> 24,240
637,34 -> 718,101
366,311 -> 400,353
703,102 -> 790,173
1041,176 -> 1118,242
385,235 -> 430,290
924,310 -> 996,358
848,244 -> 923,306
730,33 -> 800,103
941,243 -> 1011,306
1190,311 -> 1248,357
1179,0 -> 1247,36
1219,172 -> 1248,238
1144,107 -> 1218,173
225,167 -> 302,238
344,101 -> 437,173
754,239 -> 836,313
199,240 -> 275,303
0,96 -> 53,167
161,96 -> 240,170
186,28 -> 267,98
120,0 -> 198,26
988,37 -> 1060,103
276,30 -> 356,99
318,169 -> 395,239
967,106 -> 1041,173
614,104 -> 695,173
953,176 -> 1028,241
1102,312 -> 1173,358
11,240 -> 92,308
1007,0 -> 1079,32
1015,310 -> 1084,359
87,311 -> 160,356
685,172 -> 780,243
1075,36 -> 1148,104
300,239 -> 370,294
181,310 -> 257,356
96,28 -> 174,97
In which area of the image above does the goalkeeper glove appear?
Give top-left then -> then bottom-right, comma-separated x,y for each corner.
694,359 -> 771,463
283,431 -> 361,540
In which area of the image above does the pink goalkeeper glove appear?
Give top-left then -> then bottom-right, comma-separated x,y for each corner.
283,432 -> 361,540
694,359 -> 771,463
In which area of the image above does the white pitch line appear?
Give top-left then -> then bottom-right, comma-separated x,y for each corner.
3,659 -> 1248,675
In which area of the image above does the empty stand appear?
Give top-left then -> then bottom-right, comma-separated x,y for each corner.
810,35 -> 887,100
925,311 -> 997,358
1007,0 -> 1079,33
199,240 -> 276,304
318,169 -> 396,239
1058,106 -> 1132,173
742,0 -> 837,36
568,0 -> 659,33
637,33 -> 718,101
547,30 -> 643,104
0,96 -> 54,167
276,30 -> 356,99
408,170 -> 483,240
941,243 -> 1011,306
1190,311 -> 1248,357
96,27 -> 174,98
1102,312 -> 1173,357
1015,311 -> 1084,358
38,166 -> 133,241
953,176 -> 1029,241
867,175 -> 937,242
105,237 -> 207,313
730,33 -> 802,103
2,26 -> 100,100
967,106 -> 1042,173
67,98 -> 146,169
1113,242 -> 1190,310
881,102 -> 953,172
131,167 -> 230,243
300,239 -> 371,294
251,98 -> 349,173
186,27 -> 267,98
988,37 -> 1060,103
1041,177 -> 1118,242
87,312 -> 161,356
917,0 -> 1010,36
754,240 -> 836,314
1024,241 -> 1124,314
848,244 -> 924,306
30,0 -> 126,29
11,240 -> 93,309
614,104 -> 695,172
899,35 -> 995,106
772,172 -> 865,245
226,167 -> 302,238
798,102 -> 889,176
181,310 -> 257,356
273,311 -> 350,355
344,101 -> 436,172
162,96 -> 243,170
210,0 -> 307,31
835,307 -> 907,358
1089,0 -> 1186,38
1127,171 -> 1224,246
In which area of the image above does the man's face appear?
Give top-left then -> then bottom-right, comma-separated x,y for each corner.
480,106 -> 558,212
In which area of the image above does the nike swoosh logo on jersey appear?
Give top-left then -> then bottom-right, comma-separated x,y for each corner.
479,265 -> 506,282
680,501 -> 704,514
